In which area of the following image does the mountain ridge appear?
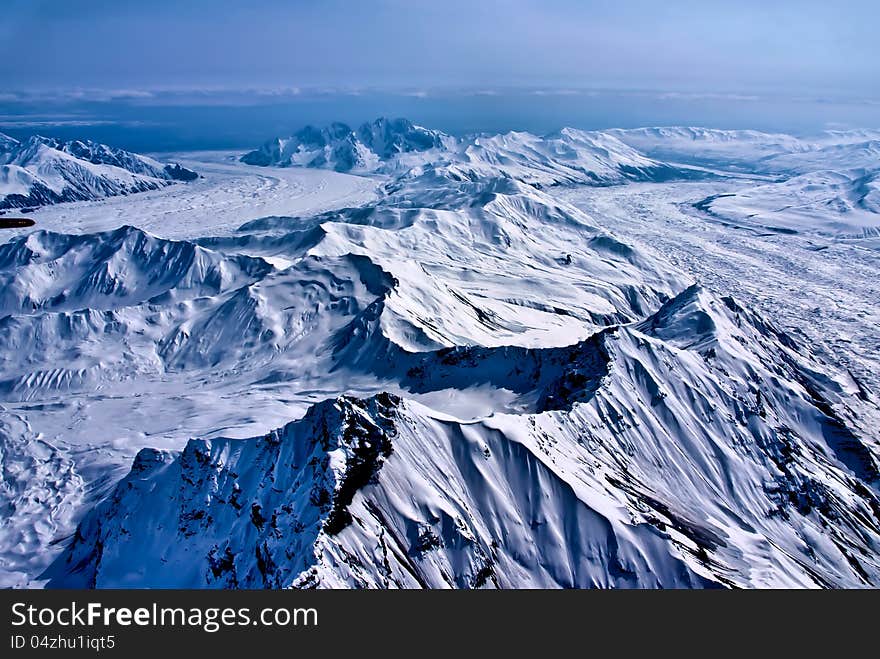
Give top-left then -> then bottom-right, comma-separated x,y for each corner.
46,284 -> 880,588
0,133 -> 198,211
240,117 -> 703,186
3,120 -> 878,589
241,117 -> 450,173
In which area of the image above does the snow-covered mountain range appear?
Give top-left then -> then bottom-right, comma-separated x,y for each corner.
241,117 -> 451,173
2,120 -> 879,589
0,134 -> 198,211
49,283 -> 880,588
241,117 -> 694,185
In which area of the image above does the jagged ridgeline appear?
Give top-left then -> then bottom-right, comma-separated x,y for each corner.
240,116 -> 698,184
1,119 -> 878,589
0,133 -> 197,210
46,285 -> 880,588
241,117 -> 448,171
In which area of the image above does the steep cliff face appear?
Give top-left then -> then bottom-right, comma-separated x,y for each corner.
47,286 -> 880,589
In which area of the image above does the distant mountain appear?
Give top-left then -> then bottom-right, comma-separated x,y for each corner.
452,128 -> 687,186
697,168 -> 880,238
607,127 -> 812,167
241,117 -> 450,172
0,133 -> 18,153
0,134 -> 198,211
602,127 -> 880,237
762,138 -> 880,174
242,118 -> 700,185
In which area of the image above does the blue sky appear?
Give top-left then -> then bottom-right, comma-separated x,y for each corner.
1,0 -> 878,97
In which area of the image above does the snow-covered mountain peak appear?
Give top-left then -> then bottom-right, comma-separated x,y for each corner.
240,118 -> 700,185
0,132 -> 18,154
0,135 -> 197,211
46,392 -> 404,587
461,127 -> 680,185
0,225 -> 270,316
240,117 -> 450,173
46,279 -> 880,587
355,117 -> 448,157
637,283 -> 724,348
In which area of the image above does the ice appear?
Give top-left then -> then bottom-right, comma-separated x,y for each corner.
3,151 -> 378,242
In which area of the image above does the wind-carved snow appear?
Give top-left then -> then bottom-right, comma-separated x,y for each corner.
1,121 -> 879,588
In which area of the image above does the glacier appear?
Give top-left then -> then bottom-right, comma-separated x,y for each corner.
1,119 -> 878,588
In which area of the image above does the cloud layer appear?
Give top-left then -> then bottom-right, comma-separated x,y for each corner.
1,0 -> 878,96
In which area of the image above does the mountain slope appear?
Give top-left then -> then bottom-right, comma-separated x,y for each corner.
0,134 -> 197,210
47,285 -> 880,588
241,118 -> 450,173
456,128 -> 686,186
699,168 -> 880,238
0,225 -> 269,316
241,119 -> 699,186
4,121 -> 879,589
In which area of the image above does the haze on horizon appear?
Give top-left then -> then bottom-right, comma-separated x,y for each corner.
1,0 -> 878,99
